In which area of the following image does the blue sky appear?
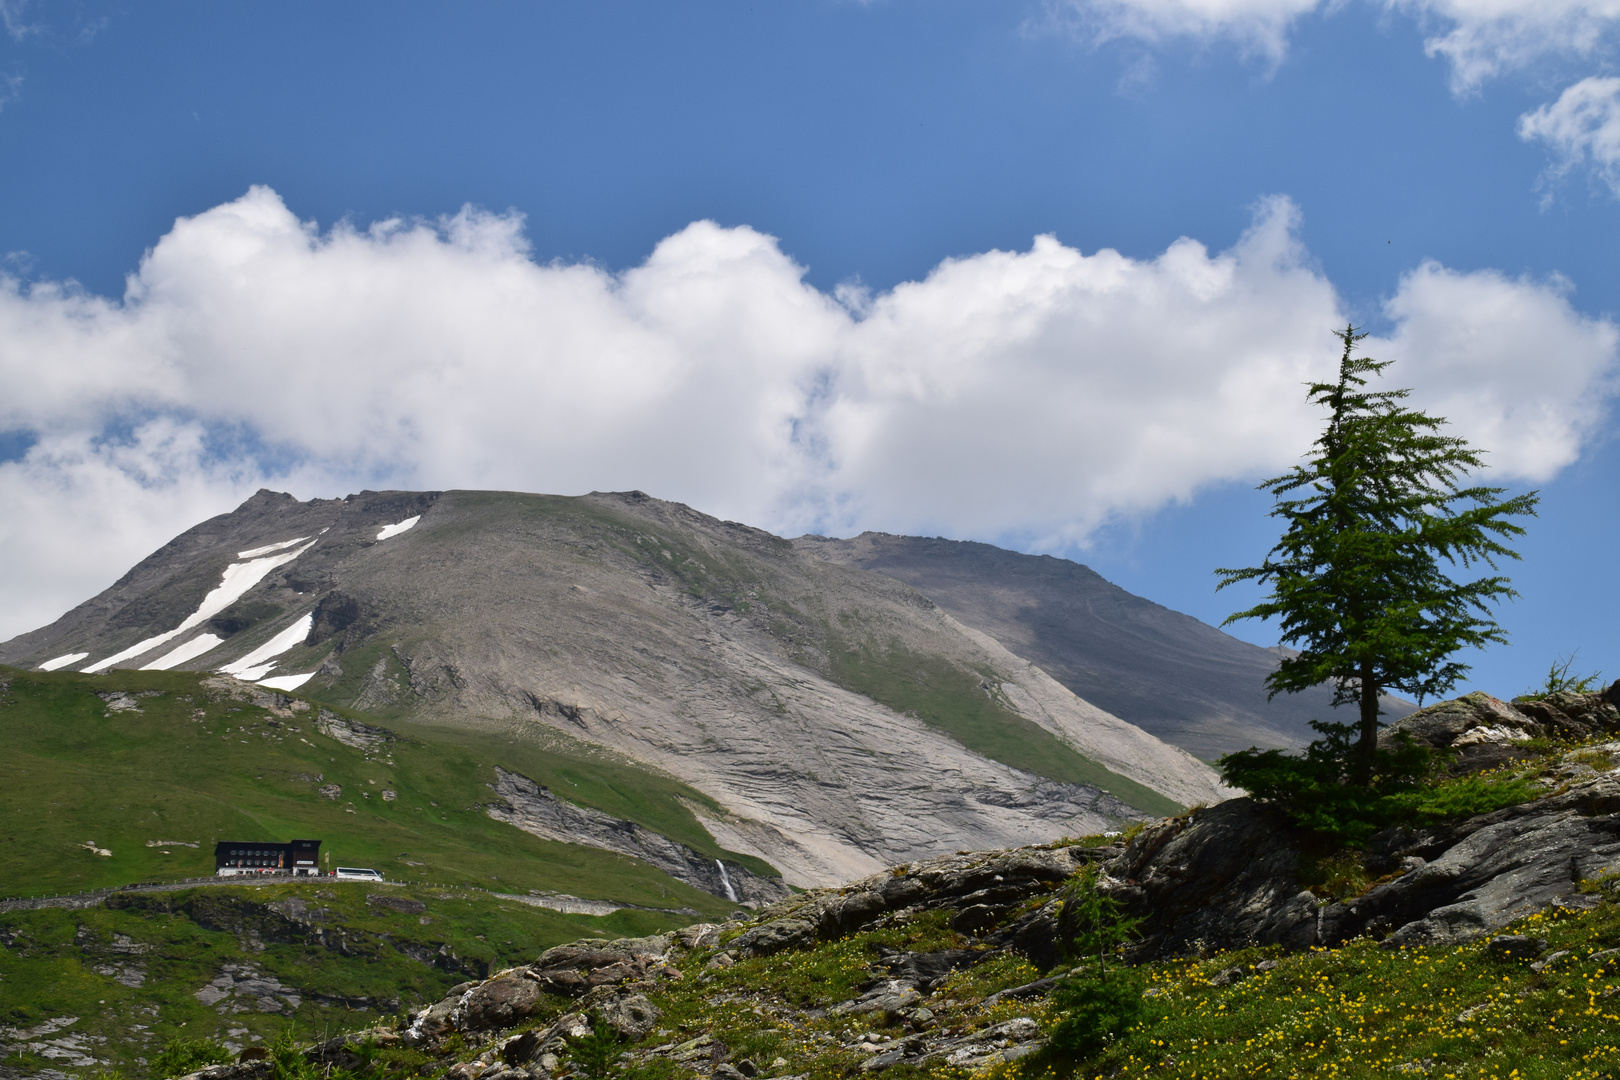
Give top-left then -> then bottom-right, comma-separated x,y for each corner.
2,0 -> 1617,699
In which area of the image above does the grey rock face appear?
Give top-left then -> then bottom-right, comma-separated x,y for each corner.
873,947 -> 981,991
1102,755 -> 1620,958
674,923 -> 721,949
1102,799 -> 1321,958
457,974 -> 545,1031
174,1063 -> 272,1080
406,940 -> 678,1052
525,939 -> 670,998
597,994 -> 660,1040
314,710 -> 395,752
485,768 -> 789,905
1320,779 -> 1620,949
830,980 -> 923,1022
729,844 -> 1095,959
1380,687 -> 1620,767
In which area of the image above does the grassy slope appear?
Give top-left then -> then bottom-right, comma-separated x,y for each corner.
0,879 -> 684,1078
828,641 -> 1182,819
1002,900 -> 1620,1080
0,665 -> 737,913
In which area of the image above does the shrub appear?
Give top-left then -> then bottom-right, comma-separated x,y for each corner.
268,1030 -> 319,1080
1054,864 -> 1141,975
1301,850 -> 1371,902
1385,772 -> 1540,822
1039,865 -> 1147,1072
1045,970 -> 1147,1061
1218,721 -> 1434,845
565,1018 -> 622,1079
1515,653 -> 1605,701
151,1038 -> 232,1079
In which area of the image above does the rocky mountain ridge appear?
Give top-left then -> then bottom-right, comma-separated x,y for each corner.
0,489 -> 1236,890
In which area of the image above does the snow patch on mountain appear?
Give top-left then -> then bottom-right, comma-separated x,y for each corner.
140,633 -> 225,671
38,652 -> 89,671
237,535 -> 313,559
257,672 -> 316,691
218,614 -> 314,682
375,516 -> 420,541
82,540 -> 318,673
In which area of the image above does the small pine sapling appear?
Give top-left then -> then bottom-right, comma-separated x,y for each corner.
1044,863 -> 1147,1068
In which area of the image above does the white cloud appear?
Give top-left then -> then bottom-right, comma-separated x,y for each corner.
1398,0 -> 1620,92
0,66 -> 21,112
1373,261 -> 1619,478
1036,0 -> 1321,61
0,422 -> 269,639
1041,0 -> 1620,90
800,196 -> 1340,542
0,0 -> 36,42
1519,76 -> 1620,195
0,186 -> 1614,639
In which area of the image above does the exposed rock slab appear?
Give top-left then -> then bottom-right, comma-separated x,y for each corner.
729,844 -> 1094,959
484,768 -> 788,905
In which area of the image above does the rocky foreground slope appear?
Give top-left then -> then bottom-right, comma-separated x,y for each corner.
161,684 -> 1620,1080
0,489 -> 1233,891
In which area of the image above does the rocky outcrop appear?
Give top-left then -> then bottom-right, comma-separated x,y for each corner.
1379,685 -> 1620,773
484,768 -> 790,906
728,844 -> 1096,960
1322,774 -> 1620,948
106,891 -> 484,978
1102,799 -> 1320,959
521,936 -> 674,1000
172,1063 -> 273,1080
1102,691 -> 1620,959
388,882 -> 1053,1078
459,975 -> 546,1031
398,937 -> 681,1076
314,710 -> 396,752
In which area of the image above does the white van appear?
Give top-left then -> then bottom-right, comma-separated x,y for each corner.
333,867 -> 384,881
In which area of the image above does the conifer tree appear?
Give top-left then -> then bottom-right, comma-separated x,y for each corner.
1218,325 -> 1538,786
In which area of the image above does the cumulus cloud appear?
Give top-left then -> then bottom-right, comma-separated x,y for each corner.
803,196 -> 1340,542
0,186 -> 1614,638
1040,0 -> 1620,90
1373,260 -> 1618,477
1519,76 -> 1620,195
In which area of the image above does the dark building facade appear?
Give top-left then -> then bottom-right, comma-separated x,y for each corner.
214,838 -> 322,876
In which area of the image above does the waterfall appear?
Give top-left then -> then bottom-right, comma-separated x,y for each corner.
715,859 -> 739,903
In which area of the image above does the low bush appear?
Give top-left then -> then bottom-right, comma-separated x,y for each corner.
1217,721 -> 1435,845
151,1037 -> 232,1079
1044,971 -> 1147,1061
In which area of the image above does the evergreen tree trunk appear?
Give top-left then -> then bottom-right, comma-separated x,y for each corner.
1355,658 -> 1379,787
